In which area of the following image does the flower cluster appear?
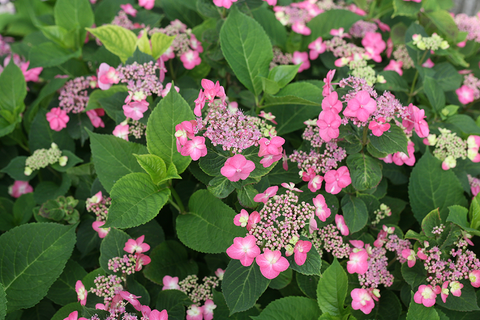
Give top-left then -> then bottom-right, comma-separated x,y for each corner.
371,204 -> 392,226
456,73 -> 480,105
0,53 -> 43,83
149,19 -> 203,70
86,191 -> 112,238
454,13 -> 480,43
412,33 -> 449,51
468,174 -> 480,197
423,128 -> 469,170
24,143 -> 66,175
107,236 -> 151,275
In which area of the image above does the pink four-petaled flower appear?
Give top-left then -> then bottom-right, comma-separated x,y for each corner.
220,154 -> 255,182
313,194 -> 331,222
343,91 -> 377,122
255,249 -> 289,279
293,240 -> 312,266
226,235 -> 261,266
46,107 -> 69,131
324,166 -> 351,195
162,275 -> 180,290
414,285 -> 437,307
351,288 -> 375,314
124,235 -> 150,254
75,280 -> 87,306
181,136 -> 208,161
253,186 -> 278,203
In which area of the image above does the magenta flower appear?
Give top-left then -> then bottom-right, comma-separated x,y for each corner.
335,214 -> 349,236
253,186 -> 278,203
469,270 -> 480,287
414,285 -> 437,307
175,120 -> 197,151
20,61 -> 43,82
180,50 -> 201,70
313,194 -> 331,222
123,100 -> 149,120
234,209 -> 250,227
92,221 -> 110,238
187,305 -> 203,320
403,104 -> 429,138
181,136 -> 208,161
343,91 -> 377,122
203,299 -> 216,320
317,110 -> 341,142
86,109 -> 105,128
113,123 -> 129,141
368,118 -> 390,137
402,249 -> 416,268
46,107 -> 69,131
321,91 -> 343,114
347,249 -> 369,274
194,89 -> 206,116
292,51 -> 310,72
75,280 -> 87,306
226,235 -> 261,266
362,32 -> 386,62
124,235 -> 150,254
256,249 -> 289,279
308,37 -> 326,60
149,309 -> 168,320
201,79 -> 221,101
220,154 -> 255,182
8,180 -> 33,198
120,4 -> 137,16
308,175 -> 323,193
247,211 -> 261,231
392,141 -> 415,166
213,0 -> 237,9
120,291 -> 142,310
351,288 -> 375,314
162,275 -> 180,290
97,63 -> 119,90
324,166 -> 351,195
456,85 -> 475,104
135,253 -> 151,271
258,136 -> 285,157
293,240 -> 312,266
383,60 -> 403,76
422,58 -> 434,68
138,0 -> 155,10
64,311 -> 88,320
323,69 -> 336,97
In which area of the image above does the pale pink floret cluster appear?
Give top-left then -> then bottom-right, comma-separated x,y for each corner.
58,76 -> 97,114
107,236 -> 151,275
86,191 -> 112,238
454,13 -> 480,43
456,73 -> 480,104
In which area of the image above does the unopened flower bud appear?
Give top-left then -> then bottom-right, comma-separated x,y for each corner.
59,156 -> 68,167
24,167 -> 33,176
440,41 -> 449,49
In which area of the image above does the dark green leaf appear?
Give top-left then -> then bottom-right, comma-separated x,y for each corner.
316,258 -> 347,317
252,296 -> 320,320
423,76 -> 445,112
341,195 -> 368,234
370,124 -> 409,154
376,71 -> 409,92
347,153 -> 382,191
99,228 -> 131,274
47,260 -> 87,306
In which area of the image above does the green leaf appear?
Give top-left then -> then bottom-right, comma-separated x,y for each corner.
51,150 -> 83,172
251,6 -> 287,48
409,151 -> 467,223
151,33 -> 176,60
33,173 -> 72,204
156,290 -> 192,320
401,262 -> 427,289
0,198 -> 15,232
220,5 -> 273,97
423,76 -> 445,112
86,25 -> 137,63
207,175 -> 236,199
423,10 -> 459,41
347,153 -> 382,191
0,61 -> 26,116
136,30 -> 152,56
127,219 -> 165,249
85,85 -> 128,111
176,189 -> 245,253
296,273 -> 319,299
375,71 -> 409,93
29,109 -> 75,153
268,64 -> 300,89
269,269 -> 292,290
54,0 -> 94,47
1,156 -> 36,181
161,0 -> 202,28
146,85 -> 194,174
369,124 -> 409,154
306,10 -> 361,43
316,258 -> 347,317
134,154 -> 167,185
286,240 -> 322,276
252,296 -> 321,320
12,193 -> 35,226
46,260 -> 87,306
0,284 -> 6,320
406,293 -> 439,320
261,77 -> 280,95
421,208 -> 442,237
393,0 -> 422,17
446,205 -> 480,236
39,26 -> 76,50
29,42 -> 81,68
99,228 -> 131,273
0,223 -> 76,311
341,195 -> 369,234
237,184 -> 258,208
436,280 -> 480,311
144,240 -> 198,284
470,194 -> 480,230
222,260 -> 271,315
105,172 -> 170,228
433,62 -> 463,92
446,114 -> 480,136
88,130 -> 148,192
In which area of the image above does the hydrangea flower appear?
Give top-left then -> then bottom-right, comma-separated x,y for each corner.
220,154 -> 255,182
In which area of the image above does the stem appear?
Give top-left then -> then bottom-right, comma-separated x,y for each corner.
387,257 -> 397,268
362,125 -> 368,146
407,51 -> 428,104
169,59 -> 176,82
169,184 -> 186,214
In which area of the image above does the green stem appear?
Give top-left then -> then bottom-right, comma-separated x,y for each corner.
362,125 -> 369,146
169,184 -> 186,214
407,51 -> 428,104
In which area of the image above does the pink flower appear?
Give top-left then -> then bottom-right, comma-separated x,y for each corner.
414,285 -> 437,307
20,62 -> 43,82
75,280 -> 87,306
247,211 -> 261,231
203,299 -> 216,320
180,50 -> 201,70
263,0 -> 277,5
194,90 -> 206,116
402,249 -> 416,268
161,83 -> 180,98
322,91 -> 343,114
92,221 -> 110,238
46,107 -> 69,131
368,118 -> 390,137
308,37 -> 326,60
123,100 -> 149,120
293,240 -> 312,266
402,104 -> 429,138
234,209 -> 250,227
135,253 -> 151,271
213,0 -> 238,9
226,235 -> 261,266
259,111 -> 277,124
64,311 -> 88,320
383,60 -> 403,76
313,194 -> 331,222
292,51 -> 310,72
330,28 -> 350,38
149,310 -> 168,320
343,91 -> 377,122
97,63 -> 119,90
201,79 -> 221,101
215,268 -> 225,280
292,22 -> 311,36
467,135 -> 480,162
113,123 -> 129,141
253,186 -> 278,203
456,85 -> 475,104
281,182 -> 302,192
441,281 -> 449,303
323,69 -> 336,97
392,141 -> 415,166
258,137 -> 285,157
124,235 -> 150,254
138,0 -> 155,10
308,175 -> 323,192
449,281 -> 463,297
186,305 -> 203,320
351,288 -> 375,314
324,166 -> 351,195
404,0 -> 421,2
221,154 -> 255,182
8,180 -> 33,198
309,216 -> 318,234
181,136 -> 208,161
422,58 -> 435,68
86,109 -> 105,128
469,270 -> 480,287
417,248 -> 428,260
175,120 -> 197,151
335,214 -> 349,236
347,249 -> 369,274
259,153 -> 282,168
317,111 -> 341,142
375,19 -> 391,32
163,275 -> 180,290
120,291 -> 142,310
362,32 -> 386,63
120,4 -> 137,16
386,38 -> 393,58
190,34 -> 203,53
256,249 -> 289,279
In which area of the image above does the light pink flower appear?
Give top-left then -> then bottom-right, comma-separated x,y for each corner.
138,0 -> 155,10
422,58 -> 434,68
234,209 -> 250,227
124,235 -> 150,254
226,235 -> 261,266
281,182 -> 302,192
322,91 -> 343,114
194,89 -> 206,116
317,111 -> 341,142
386,38 -> 393,58
456,85 -> 475,104
308,175 -> 323,192
75,280 -> 87,306
258,137 -> 285,157
347,249 -> 369,274
86,109 -> 105,128
263,0 -> 276,5
46,107 -> 69,131
163,275 -> 180,290
343,91 -> 377,122
181,136 -> 208,161
368,118 -> 390,137
135,253 -> 151,271
450,281 -> 463,297
221,154 -> 255,182
324,166 -> 351,195
362,32 -> 386,63
469,270 -> 480,287
92,221 -> 110,238
294,240 -> 312,266
383,60 -> 403,75
120,291 -> 142,310
330,28 -> 350,38
213,0 -> 238,9
180,50 -> 201,70
351,288 -> 375,314
259,153 -> 281,169
403,0 -> 421,2
190,34 -> 203,53
256,249 -> 289,279
414,285 -> 437,307
335,214 -> 349,236
247,211 -> 260,231
467,135 -> 480,162
175,120 -> 197,151
323,69 -> 336,97
417,248 -> 428,260
120,4 -> 137,16
292,22 -> 311,36
441,281 -> 449,303
201,79 -> 221,101
402,104 -> 429,138
8,180 -> 33,198
97,63 -> 120,90
186,305 -> 203,320
309,216 -> 318,234
313,194 -> 331,221
203,299 -> 216,320
215,268 -> 225,280
123,100 -> 149,120
402,249 -> 416,268
308,37 -> 326,60
292,51 -> 310,72
64,311 -> 88,320
161,83 -> 180,98
113,123 -> 129,141
392,141 -> 415,166
149,309 -> 168,320
253,186 -> 278,203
